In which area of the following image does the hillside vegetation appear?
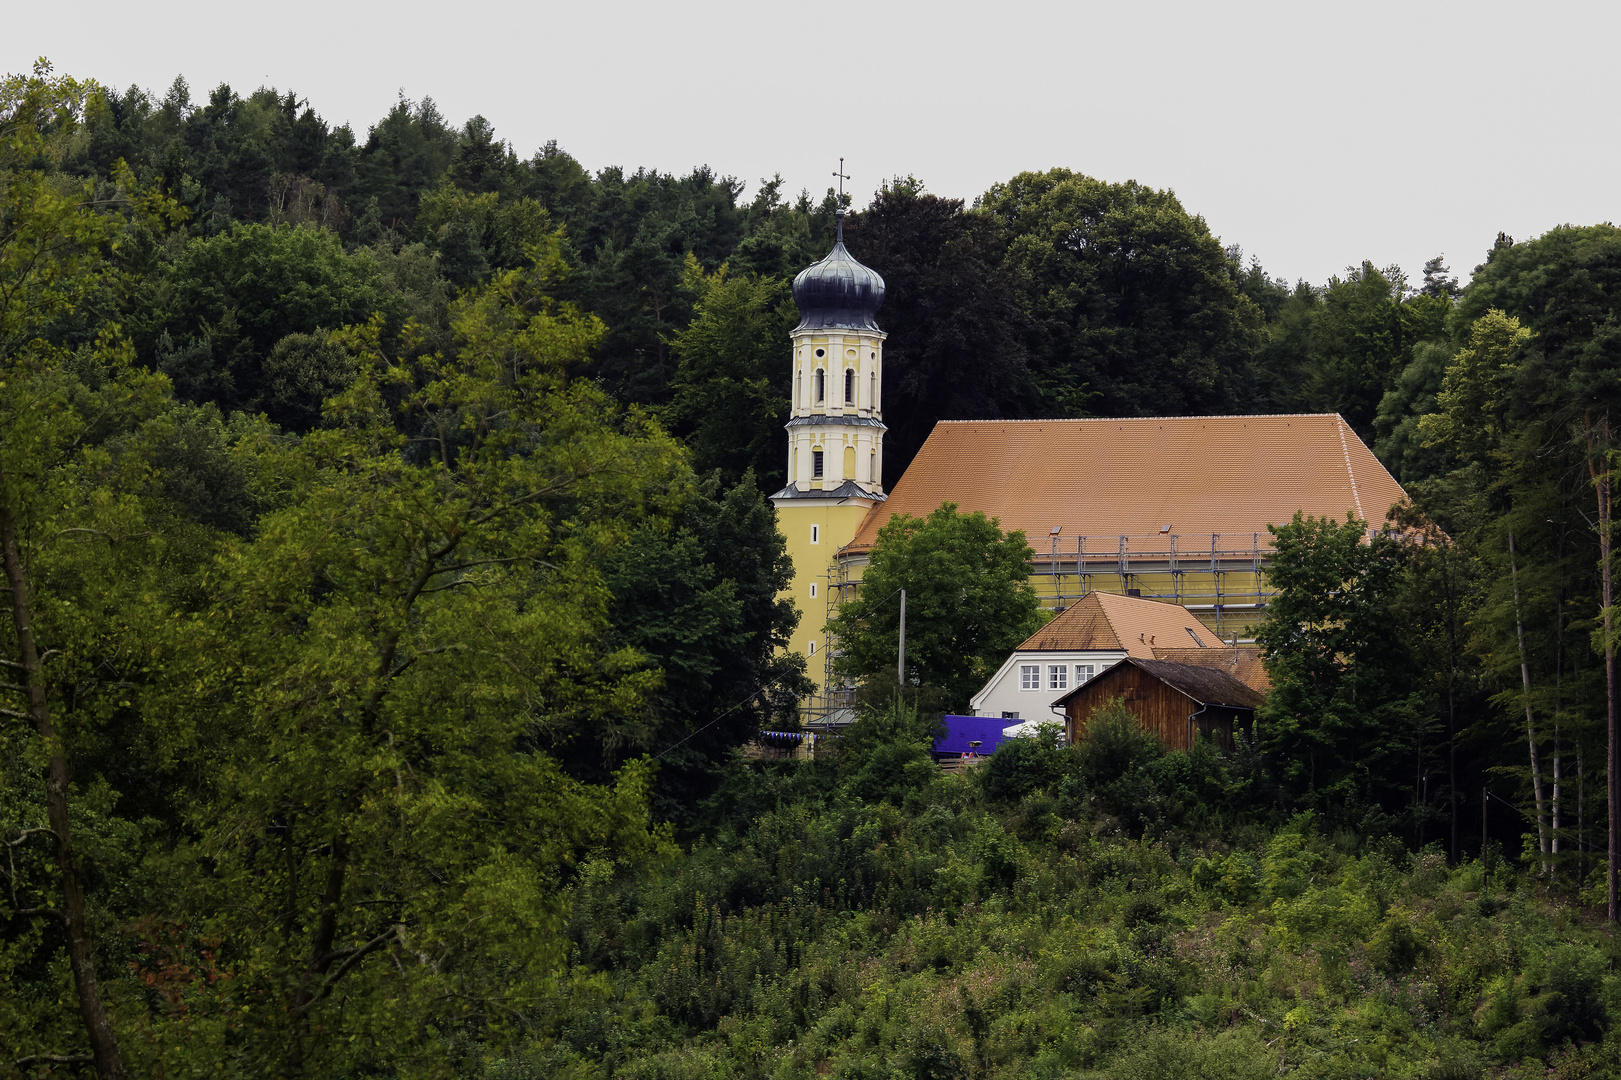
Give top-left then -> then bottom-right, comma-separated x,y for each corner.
533,707 -> 1621,1079
2,61 -> 1620,1079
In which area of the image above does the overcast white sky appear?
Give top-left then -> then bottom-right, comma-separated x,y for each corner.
8,0 -> 1616,287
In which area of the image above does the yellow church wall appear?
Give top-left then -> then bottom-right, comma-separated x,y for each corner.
775,500 -> 880,696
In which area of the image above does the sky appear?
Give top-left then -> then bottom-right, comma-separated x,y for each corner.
8,0 -> 1617,287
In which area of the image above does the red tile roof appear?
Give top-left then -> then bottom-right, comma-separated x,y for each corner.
1017,591 -> 1225,658
845,414 -> 1406,554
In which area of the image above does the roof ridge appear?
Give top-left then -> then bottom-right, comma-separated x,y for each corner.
1335,416 -> 1365,522
937,413 -> 1348,424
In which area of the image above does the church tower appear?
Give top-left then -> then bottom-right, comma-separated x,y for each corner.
771,208 -> 887,713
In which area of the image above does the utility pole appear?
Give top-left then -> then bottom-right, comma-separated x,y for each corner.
897,588 -> 906,690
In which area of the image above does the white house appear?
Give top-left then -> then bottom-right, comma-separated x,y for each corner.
970,591 -> 1233,721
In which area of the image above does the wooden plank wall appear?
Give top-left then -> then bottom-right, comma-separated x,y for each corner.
1064,667 -> 1250,752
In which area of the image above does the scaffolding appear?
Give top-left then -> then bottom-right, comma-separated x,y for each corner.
1030,532 -> 1274,637
801,532 -> 1276,728
804,557 -> 858,730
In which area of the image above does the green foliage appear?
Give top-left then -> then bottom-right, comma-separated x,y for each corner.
543,749 -> 1619,1080
1256,512 -> 1428,804
599,469 -> 812,823
979,167 -> 1263,420
666,258 -> 796,492
981,724 -> 1066,803
144,250 -> 688,1073
1256,262 -> 1450,438
828,503 -> 1041,709
841,182 -> 1031,489
152,223 -> 389,414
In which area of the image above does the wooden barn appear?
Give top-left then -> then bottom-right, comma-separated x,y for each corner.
1052,657 -> 1264,752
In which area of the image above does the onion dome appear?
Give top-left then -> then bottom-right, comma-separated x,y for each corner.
791,211 -> 885,332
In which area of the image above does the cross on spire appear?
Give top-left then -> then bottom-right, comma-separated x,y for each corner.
832,157 -> 850,242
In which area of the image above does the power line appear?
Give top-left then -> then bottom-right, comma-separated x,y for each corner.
654,671 -> 793,760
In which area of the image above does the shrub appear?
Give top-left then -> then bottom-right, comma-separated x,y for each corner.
981,722 -> 1066,802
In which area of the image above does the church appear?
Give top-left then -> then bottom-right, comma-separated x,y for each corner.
770,210 -> 1409,725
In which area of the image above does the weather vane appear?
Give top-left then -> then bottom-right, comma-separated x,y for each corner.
832,157 -> 849,205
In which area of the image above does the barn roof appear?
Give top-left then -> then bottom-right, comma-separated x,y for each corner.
842,414 -> 1406,554
1053,657 -> 1266,711
1017,591 -> 1224,657
1150,645 -> 1272,692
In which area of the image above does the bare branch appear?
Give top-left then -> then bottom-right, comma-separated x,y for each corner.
11,907 -> 67,924
6,828 -> 55,848
0,707 -> 34,721
14,1054 -> 94,1069
293,925 -> 399,1018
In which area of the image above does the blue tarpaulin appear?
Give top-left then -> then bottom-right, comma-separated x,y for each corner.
934,715 -> 1014,757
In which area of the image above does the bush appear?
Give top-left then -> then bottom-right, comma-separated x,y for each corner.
981,722 -> 1066,802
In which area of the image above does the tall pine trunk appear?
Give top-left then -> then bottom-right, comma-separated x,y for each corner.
1508,529 -> 1550,872
1585,413 -> 1619,922
0,502 -> 125,1079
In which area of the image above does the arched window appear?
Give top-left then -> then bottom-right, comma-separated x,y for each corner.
814,369 -> 824,403
844,368 -> 855,404
869,372 -> 875,409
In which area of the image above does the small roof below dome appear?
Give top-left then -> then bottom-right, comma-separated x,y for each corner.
792,212 -> 885,332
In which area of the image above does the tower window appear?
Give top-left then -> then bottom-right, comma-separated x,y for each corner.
812,450 -> 824,478
809,582 -> 818,598
814,348 -> 825,358
811,524 -> 820,544
845,368 -> 855,404
814,369 -> 824,403
809,640 -> 816,655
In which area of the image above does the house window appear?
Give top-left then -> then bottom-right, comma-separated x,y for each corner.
809,582 -> 818,598
810,524 -> 819,544
812,450 -> 824,478
1020,664 -> 1040,690
1076,664 -> 1095,683
1049,665 -> 1067,690
814,369 -> 825,403
845,369 -> 855,404
1001,711 -> 1019,719
1186,627 -> 1204,646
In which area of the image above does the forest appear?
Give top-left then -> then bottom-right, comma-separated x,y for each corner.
2,60 -> 1620,1078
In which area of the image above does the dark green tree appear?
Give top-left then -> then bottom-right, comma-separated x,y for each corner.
979,168 -> 1263,419
828,503 -> 1041,710
842,181 -> 1031,489
599,471 -> 811,825
1256,512 -> 1428,806
149,223 -> 389,415
666,259 -> 795,492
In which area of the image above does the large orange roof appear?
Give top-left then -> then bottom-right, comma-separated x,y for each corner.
844,414 -> 1406,553
1017,591 -> 1225,658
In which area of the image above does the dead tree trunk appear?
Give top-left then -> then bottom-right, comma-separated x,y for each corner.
0,502 -> 125,1079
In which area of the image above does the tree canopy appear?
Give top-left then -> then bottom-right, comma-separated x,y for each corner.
827,503 -> 1042,710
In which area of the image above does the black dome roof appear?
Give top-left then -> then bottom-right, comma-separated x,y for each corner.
791,213 -> 885,332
